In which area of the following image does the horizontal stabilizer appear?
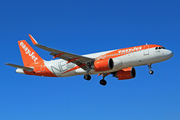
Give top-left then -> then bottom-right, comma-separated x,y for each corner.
5,63 -> 33,72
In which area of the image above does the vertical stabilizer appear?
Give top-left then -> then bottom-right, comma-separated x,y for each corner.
18,40 -> 43,66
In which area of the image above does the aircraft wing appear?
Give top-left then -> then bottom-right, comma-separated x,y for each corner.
29,34 -> 94,70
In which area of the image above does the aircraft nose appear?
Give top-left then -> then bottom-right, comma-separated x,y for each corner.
166,50 -> 173,59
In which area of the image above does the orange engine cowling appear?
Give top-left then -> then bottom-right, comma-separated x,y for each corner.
93,58 -> 114,71
113,67 -> 136,80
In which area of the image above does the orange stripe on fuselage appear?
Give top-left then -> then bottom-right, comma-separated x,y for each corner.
96,45 -> 162,60
23,61 -> 57,77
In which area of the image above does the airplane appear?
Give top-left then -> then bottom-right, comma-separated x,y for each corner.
5,34 -> 173,86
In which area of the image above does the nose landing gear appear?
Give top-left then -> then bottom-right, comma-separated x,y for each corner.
148,64 -> 154,74
149,70 -> 154,74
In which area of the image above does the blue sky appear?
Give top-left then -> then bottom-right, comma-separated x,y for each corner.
1,0 -> 180,120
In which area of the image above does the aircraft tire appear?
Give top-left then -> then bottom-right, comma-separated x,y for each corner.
100,79 -> 107,86
84,74 -> 91,80
149,70 -> 154,74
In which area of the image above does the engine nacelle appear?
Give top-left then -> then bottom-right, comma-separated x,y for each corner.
113,67 -> 136,80
92,58 -> 114,71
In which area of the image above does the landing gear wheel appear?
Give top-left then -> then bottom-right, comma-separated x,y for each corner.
100,79 -> 107,86
84,74 -> 91,80
148,64 -> 154,75
149,70 -> 154,74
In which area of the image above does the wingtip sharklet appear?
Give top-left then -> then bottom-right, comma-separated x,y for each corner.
28,34 -> 38,45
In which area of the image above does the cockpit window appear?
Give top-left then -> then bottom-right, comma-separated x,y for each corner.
155,47 -> 166,50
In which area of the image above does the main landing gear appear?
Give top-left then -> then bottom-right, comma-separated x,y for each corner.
148,64 -> 154,74
83,62 -> 108,86
84,74 -> 107,86
100,79 -> 107,86
84,74 -> 91,80
99,73 -> 108,86
83,73 -> 108,86
84,66 -> 92,80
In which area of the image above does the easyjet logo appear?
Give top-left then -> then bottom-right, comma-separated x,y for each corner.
118,47 -> 142,54
20,42 -> 38,62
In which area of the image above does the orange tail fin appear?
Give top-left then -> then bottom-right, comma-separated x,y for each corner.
18,40 -> 43,66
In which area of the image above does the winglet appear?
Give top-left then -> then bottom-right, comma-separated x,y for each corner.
29,34 -> 38,45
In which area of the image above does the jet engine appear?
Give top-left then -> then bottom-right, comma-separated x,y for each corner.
92,58 -> 114,71
113,67 -> 136,80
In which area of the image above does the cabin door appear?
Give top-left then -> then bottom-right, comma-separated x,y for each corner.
143,45 -> 149,55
